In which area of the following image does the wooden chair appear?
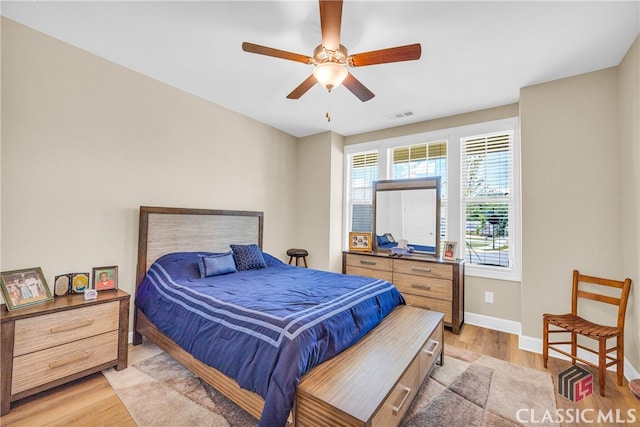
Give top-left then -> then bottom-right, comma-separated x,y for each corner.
543,270 -> 632,396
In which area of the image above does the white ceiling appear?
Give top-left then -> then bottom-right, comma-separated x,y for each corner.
2,1 -> 638,138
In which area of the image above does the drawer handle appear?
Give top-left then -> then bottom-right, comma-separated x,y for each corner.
392,386 -> 412,415
360,260 -> 376,266
423,339 -> 439,357
49,352 -> 92,369
411,266 -> 432,272
51,319 -> 94,334
411,283 -> 431,291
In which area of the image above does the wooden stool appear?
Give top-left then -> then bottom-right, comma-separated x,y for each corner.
287,249 -> 308,267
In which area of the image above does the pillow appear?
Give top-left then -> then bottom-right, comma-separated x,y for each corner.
384,233 -> 396,243
378,234 -> 390,245
198,252 -> 237,278
230,244 -> 267,271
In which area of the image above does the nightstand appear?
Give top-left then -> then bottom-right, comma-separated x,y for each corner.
1,290 -> 130,415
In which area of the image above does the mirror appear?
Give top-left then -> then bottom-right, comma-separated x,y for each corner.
373,177 -> 441,257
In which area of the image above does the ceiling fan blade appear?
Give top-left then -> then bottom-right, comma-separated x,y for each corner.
319,0 -> 343,51
286,75 -> 318,99
242,42 -> 312,64
349,43 -> 422,67
342,73 -> 375,102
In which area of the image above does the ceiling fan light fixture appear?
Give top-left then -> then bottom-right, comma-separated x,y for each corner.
313,62 -> 348,92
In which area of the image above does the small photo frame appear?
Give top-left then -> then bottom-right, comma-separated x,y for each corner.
349,232 -> 372,252
1,267 -> 53,310
92,266 -> 118,291
443,241 -> 457,260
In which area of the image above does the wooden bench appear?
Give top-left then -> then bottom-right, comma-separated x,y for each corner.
296,306 -> 444,426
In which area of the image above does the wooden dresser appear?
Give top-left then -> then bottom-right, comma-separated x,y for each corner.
344,251 -> 464,334
296,306 -> 443,427
0,290 -> 130,415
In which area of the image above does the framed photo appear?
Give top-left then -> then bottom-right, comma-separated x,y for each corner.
349,232 -> 372,252
92,266 -> 118,291
54,274 -> 71,297
443,241 -> 457,260
1,267 -> 53,310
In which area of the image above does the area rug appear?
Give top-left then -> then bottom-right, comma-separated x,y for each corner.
103,341 -> 557,427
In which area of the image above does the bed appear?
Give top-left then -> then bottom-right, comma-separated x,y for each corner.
133,206 -> 444,427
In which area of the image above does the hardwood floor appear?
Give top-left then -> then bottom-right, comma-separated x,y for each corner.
1,323 -> 638,426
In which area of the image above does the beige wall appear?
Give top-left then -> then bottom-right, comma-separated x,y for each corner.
295,131 -> 344,272
1,18 -> 298,317
618,36 -> 639,371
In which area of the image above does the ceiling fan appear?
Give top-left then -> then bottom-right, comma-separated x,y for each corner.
242,0 -> 421,102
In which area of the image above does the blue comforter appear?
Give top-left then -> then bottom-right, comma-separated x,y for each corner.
135,252 -> 404,427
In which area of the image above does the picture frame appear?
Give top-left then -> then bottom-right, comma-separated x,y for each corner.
349,232 -> 373,252
443,241 -> 457,260
71,273 -> 90,293
1,267 -> 53,310
92,266 -> 118,291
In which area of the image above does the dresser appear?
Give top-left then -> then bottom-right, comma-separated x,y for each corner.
343,251 -> 464,334
0,290 -> 130,415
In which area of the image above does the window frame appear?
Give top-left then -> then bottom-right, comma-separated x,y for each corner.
343,117 -> 520,282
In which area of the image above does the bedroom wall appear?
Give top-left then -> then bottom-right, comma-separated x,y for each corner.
1,18 -> 299,318
618,35 -> 639,371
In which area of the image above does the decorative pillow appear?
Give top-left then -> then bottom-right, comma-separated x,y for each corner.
230,244 -> 267,271
198,252 -> 237,278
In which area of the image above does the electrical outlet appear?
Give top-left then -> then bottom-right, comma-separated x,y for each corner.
485,291 -> 494,304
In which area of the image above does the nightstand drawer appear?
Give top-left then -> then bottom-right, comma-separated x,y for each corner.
393,259 -> 452,280
12,331 -> 118,394
393,273 -> 452,300
402,294 -> 452,324
13,302 -> 119,356
345,254 -> 393,272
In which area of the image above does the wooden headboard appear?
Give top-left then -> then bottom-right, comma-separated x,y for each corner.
135,206 -> 264,290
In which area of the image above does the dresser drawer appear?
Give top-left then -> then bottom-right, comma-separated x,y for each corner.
372,353 -> 420,427
346,266 -> 393,282
12,331 -> 118,394
419,321 -> 443,378
345,253 -> 393,272
393,259 -> 452,280
393,273 -> 452,301
13,302 -> 119,356
402,294 -> 452,324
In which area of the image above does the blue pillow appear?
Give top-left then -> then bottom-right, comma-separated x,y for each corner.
378,234 -> 390,245
230,244 -> 267,271
198,252 -> 237,278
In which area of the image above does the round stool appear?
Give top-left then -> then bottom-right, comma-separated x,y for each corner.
287,248 -> 309,267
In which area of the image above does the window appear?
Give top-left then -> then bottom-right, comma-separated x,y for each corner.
346,151 -> 378,233
343,117 -> 520,281
392,141 -> 448,240
461,131 -> 514,270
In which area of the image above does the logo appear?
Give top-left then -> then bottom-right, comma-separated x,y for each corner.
558,365 -> 593,402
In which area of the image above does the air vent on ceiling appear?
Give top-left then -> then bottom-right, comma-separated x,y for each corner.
385,110 -> 414,120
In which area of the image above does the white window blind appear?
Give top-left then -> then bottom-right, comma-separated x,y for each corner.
461,132 -> 513,268
347,151 -> 378,232
392,141 -> 448,239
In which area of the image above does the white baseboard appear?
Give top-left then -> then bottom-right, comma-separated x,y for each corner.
465,312 -> 639,381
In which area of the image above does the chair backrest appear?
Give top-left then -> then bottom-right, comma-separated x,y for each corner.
571,269 -> 633,329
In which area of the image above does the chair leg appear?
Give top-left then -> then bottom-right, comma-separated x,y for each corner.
542,318 -> 549,368
295,257 -> 300,266
617,335 -> 624,386
571,331 -> 577,365
288,256 -> 293,265
303,257 -> 308,268
598,338 -> 607,397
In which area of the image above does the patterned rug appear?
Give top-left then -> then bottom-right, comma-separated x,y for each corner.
103,341 -> 557,427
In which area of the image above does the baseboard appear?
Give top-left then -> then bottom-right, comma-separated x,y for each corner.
464,311 -> 522,335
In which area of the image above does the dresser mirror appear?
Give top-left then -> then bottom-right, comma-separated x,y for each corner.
373,177 -> 441,257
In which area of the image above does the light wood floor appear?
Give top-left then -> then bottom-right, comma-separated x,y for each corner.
2,324 -> 638,426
